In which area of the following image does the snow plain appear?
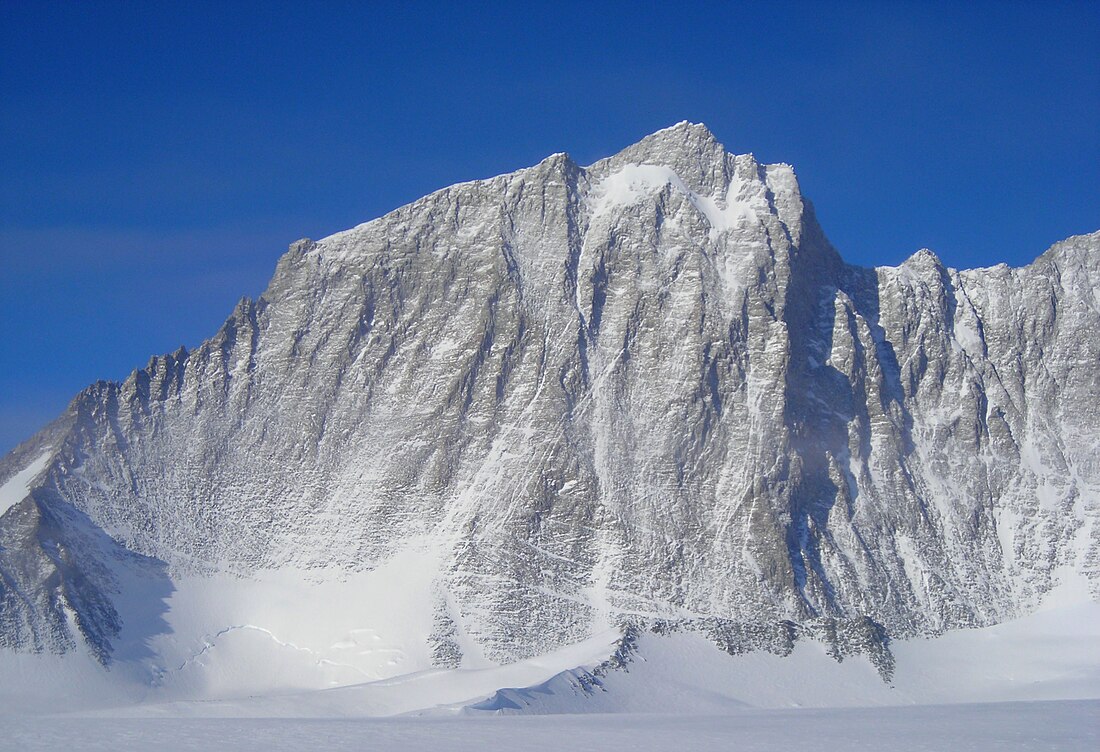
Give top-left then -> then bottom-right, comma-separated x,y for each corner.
3,702 -> 1096,751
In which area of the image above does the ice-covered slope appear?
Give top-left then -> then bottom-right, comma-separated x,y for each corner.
0,123 -> 1097,709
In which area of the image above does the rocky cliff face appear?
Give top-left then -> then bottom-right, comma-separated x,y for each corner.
1,123 -> 1096,675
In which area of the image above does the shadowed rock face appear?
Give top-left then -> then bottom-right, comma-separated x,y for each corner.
1,122 -> 1097,666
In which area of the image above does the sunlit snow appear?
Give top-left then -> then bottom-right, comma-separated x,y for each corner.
0,450 -> 50,516
591,163 -> 756,238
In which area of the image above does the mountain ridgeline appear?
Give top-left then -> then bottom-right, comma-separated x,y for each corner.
1,123 -> 1097,684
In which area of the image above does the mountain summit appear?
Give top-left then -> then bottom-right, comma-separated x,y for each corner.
1,125 -> 1097,706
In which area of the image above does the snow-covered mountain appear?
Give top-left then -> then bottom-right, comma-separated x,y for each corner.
1,122 -> 1097,711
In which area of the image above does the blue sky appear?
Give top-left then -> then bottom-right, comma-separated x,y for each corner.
1,1 -> 1098,453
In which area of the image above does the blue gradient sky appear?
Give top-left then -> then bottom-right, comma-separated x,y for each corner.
1,1 -> 1098,453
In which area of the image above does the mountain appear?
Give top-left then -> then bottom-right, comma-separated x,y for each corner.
0,122 -> 1097,710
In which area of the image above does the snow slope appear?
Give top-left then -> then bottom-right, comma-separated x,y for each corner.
1,600 -> 1095,718
0,449 -> 50,516
1,609 -> 1096,750
468,601 -> 1100,715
